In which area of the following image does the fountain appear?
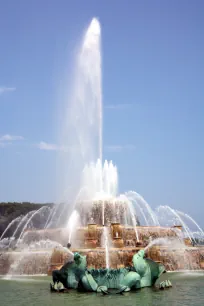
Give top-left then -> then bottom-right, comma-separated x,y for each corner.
0,17 -> 204,282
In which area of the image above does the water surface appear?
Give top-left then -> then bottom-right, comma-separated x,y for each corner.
0,272 -> 204,306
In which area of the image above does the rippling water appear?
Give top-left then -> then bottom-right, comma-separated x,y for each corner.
0,272 -> 204,306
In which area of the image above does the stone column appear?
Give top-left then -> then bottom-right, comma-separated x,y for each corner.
111,223 -> 124,248
85,224 -> 98,248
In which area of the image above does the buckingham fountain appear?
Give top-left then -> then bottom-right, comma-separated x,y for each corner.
0,18 -> 204,291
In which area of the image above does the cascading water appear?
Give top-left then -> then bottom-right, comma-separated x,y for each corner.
11,210 -> 36,239
16,206 -> 50,247
156,206 -> 194,242
126,191 -> 160,226
176,210 -> 204,237
0,216 -> 23,240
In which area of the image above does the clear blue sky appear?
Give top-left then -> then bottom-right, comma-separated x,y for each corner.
0,1 -> 203,226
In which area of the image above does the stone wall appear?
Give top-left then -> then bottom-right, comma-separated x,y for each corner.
1,245 -> 204,275
1,225 -> 203,275
148,246 -> 204,271
0,251 -> 51,275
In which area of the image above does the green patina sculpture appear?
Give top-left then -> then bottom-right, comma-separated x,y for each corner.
50,249 -> 171,293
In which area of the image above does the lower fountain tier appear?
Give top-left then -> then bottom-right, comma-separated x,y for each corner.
0,251 -> 52,275
0,246 -> 204,275
48,246 -> 204,274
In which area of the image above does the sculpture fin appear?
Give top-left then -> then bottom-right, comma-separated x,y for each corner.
100,288 -> 109,295
116,285 -> 131,294
97,286 -> 109,294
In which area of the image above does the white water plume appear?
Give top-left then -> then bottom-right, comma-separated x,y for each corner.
144,237 -> 186,252
102,227 -> 110,269
59,17 -> 102,209
67,210 -> 80,243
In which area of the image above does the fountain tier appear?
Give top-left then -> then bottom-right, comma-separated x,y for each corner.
46,223 -> 204,274
0,223 -> 204,275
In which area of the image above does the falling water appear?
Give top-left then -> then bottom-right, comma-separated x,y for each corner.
67,210 -> 80,243
144,237 -> 174,252
45,205 -> 58,229
135,202 -> 149,225
157,206 -> 193,242
144,237 -> 198,270
102,227 -> 110,269
7,210 -> 37,248
176,210 -> 204,238
126,198 -> 139,242
102,201 -> 105,226
0,216 -> 22,240
126,191 -> 159,226
16,206 -> 49,246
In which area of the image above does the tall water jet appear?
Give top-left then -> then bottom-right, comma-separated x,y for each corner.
81,17 -> 102,163
60,17 -> 102,210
